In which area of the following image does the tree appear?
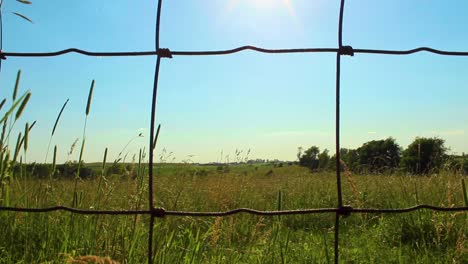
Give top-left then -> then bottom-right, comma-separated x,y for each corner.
400,137 -> 448,174
298,146 -> 320,170
328,148 -> 359,172
356,138 -> 401,173
339,148 -> 360,171
318,149 -> 330,169
296,147 -> 303,162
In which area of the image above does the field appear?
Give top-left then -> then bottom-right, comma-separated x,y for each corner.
0,163 -> 466,263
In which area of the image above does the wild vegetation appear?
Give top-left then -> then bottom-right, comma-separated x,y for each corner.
0,164 -> 467,263
298,137 -> 467,175
0,71 -> 466,263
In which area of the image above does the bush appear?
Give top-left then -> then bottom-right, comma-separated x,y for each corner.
11,163 -> 51,178
356,138 -> 401,173
216,165 -> 230,174
401,137 -> 448,174
56,162 -> 95,179
107,162 -> 125,175
298,146 -> 320,170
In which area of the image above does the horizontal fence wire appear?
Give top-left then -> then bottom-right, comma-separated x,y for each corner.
0,205 -> 467,216
0,0 -> 467,263
3,46 -> 468,58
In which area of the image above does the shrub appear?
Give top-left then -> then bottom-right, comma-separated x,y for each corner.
401,137 -> 448,174
56,162 -> 95,179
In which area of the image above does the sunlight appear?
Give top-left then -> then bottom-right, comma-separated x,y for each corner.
220,0 -> 303,43
282,0 -> 296,17
227,0 -> 296,15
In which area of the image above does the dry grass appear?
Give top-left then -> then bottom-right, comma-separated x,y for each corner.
1,165 -> 467,263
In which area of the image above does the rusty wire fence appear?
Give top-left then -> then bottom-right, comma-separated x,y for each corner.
1,0 -> 468,263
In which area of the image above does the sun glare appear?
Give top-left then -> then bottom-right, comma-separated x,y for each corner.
222,0 -> 301,38
251,0 -> 280,9
227,0 -> 296,15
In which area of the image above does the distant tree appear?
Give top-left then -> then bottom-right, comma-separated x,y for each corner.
340,148 -> 360,171
318,149 -> 330,169
356,138 -> 401,173
328,148 -> 359,172
298,146 -> 320,170
401,137 -> 448,174
297,147 -> 303,161
444,154 -> 468,174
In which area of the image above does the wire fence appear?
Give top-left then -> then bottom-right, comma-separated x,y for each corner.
0,0 -> 467,263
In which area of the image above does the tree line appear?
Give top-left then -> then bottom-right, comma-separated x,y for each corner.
297,137 -> 467,174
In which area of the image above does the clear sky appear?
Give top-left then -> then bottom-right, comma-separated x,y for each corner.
0,0 -> 467,163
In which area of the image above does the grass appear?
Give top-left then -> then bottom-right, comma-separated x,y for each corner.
0,71 -> 466,263
0,164 -> 466,263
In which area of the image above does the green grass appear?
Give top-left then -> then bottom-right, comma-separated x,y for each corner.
0,164 -> 466,263
0,72 -> 466,263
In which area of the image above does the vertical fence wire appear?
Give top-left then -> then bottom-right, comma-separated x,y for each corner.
334,1 -> 347,262
0,1 -> 3,72
148,0 -> 164,263
0,1 -> 466,264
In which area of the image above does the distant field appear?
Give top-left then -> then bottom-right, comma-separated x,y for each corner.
0,164 -> 467,263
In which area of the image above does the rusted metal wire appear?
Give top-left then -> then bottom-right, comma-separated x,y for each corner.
334,0 -> 345,261
147,0 -> 165,263
3,46 -> 468,58
0,0 -> 466,263
1,205 -> 467,216
0,206 -> 150,214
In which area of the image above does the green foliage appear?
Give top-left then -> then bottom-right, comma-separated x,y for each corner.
56,162 -> 94,179
329,148 -> 360,172
216,165 -> 230,173
107,161 -> 125,175
0,70 -> 34,207
401,137 -> 448,174
298,146 -> 320,170
310,138 -> 456,176
317,149 -> 330,169
1,167 -> 467,263
356,137 -> 401,173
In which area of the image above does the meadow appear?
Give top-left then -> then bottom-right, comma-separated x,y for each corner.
0,71 -> 466,263
0,163 -> 467,263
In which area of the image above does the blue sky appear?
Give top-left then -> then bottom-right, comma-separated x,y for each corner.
0,0 -> 467,163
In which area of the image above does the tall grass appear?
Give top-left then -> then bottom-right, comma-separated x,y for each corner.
71,80 -> 95,207
0,70 -> 32,207
0,71 -> 466,263
2,166 -> 466,263
45,98 -> 69,163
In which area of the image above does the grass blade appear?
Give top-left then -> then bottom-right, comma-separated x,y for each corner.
15,92 -> 31,121
13,70 -> 21,101
23,122 -> 29,152
12,12 -> 33,23
52,98 -> 69,136
0,92 -> 28,124
0,99 -> 6,112
86,80 -> 94,116
152,124 -> 161,150
12,132 -> 22,163
45,98 -> 69,162
102,147 -> 108,171
19,120 -> 35,151
29,120 -> 36,131
52,145 -> 57,178
462,178 -> 468,206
